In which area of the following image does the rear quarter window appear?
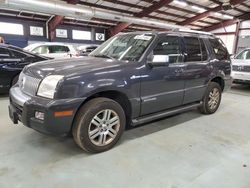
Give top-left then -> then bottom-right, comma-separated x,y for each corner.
209,38 -> 229,60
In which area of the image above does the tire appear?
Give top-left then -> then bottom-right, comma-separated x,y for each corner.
72,97 -> 126,153
199,82 -> 222,114
11,74 -> 19,86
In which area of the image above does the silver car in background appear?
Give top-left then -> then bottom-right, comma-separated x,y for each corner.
231,48 -> 250,84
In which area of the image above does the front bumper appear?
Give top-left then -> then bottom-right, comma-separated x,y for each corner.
9,86 -> 86,136
231,71 -> 250,83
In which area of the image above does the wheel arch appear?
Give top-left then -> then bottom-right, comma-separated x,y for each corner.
73,90 -> 132,129
210,76 -> 225,91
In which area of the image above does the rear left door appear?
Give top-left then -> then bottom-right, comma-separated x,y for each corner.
181,36 -> 210,104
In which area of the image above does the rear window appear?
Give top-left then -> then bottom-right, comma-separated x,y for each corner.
209,38 -> 229,60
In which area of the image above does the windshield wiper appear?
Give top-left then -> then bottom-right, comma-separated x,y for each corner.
92,54 -> 115,60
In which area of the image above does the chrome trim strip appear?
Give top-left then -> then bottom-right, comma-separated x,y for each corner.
10,87 -> 31,107
142,85 -> 206,102
184,85 -> 206,91
142,89 -> 184,102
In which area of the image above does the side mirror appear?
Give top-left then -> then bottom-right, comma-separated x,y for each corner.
230,54 -> 235,59
148,54 -> 170,67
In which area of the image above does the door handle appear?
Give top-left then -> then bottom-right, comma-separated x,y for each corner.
210,59 -> 219,63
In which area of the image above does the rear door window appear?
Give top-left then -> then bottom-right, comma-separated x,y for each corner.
183,37 -> 202,62
209,38 -> 229,60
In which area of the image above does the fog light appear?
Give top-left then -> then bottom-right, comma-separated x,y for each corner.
35,111 -> 44,121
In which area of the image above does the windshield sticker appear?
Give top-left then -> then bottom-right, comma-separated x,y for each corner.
134,35 -> 152,41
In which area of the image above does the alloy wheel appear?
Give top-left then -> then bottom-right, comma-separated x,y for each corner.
208,88 -> 220,110
88,109 -> 120,146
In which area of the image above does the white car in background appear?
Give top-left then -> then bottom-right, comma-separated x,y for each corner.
231,48 -> 250,84
24,42 -> 78,59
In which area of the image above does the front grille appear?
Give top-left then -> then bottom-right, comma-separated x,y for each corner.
19,72 -> 41,96
232,65 -> 250,72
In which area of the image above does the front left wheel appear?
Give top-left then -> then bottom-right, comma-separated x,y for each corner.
72,97 -> 126,153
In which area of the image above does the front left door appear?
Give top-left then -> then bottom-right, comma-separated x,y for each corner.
140,35 -> 186,115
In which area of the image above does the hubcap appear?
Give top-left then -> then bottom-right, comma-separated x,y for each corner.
208,88 -> 220,110
88,109 -> 120,146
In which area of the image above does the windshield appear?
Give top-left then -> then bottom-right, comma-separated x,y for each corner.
235,49 -> 250,60
90,33 -> 155,61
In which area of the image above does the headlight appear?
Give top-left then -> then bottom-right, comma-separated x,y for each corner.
37,75 -> 64,99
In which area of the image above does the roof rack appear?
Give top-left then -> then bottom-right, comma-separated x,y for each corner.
172,28 -> 214,36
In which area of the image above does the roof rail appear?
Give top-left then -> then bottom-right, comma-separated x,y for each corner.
172,28 -> 214,36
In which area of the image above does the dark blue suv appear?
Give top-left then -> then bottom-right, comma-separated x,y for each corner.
9,30 -> 231,153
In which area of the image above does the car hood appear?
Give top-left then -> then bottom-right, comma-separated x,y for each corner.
23,56 -> 126,78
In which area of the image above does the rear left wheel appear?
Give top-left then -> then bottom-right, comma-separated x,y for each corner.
72,97 -> 126,153
199,82 -> 222,114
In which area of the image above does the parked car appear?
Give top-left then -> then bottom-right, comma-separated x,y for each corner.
0,44 -> 49,94
24,42 -> 78,59
231,48 -> 250,84
9,30 -> 231,153
77,45 -> 98,56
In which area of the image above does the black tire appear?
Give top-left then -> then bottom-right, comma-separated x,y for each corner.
199,82 -> 222,114
11,74 -> 19,86
72,97 -> 126,153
